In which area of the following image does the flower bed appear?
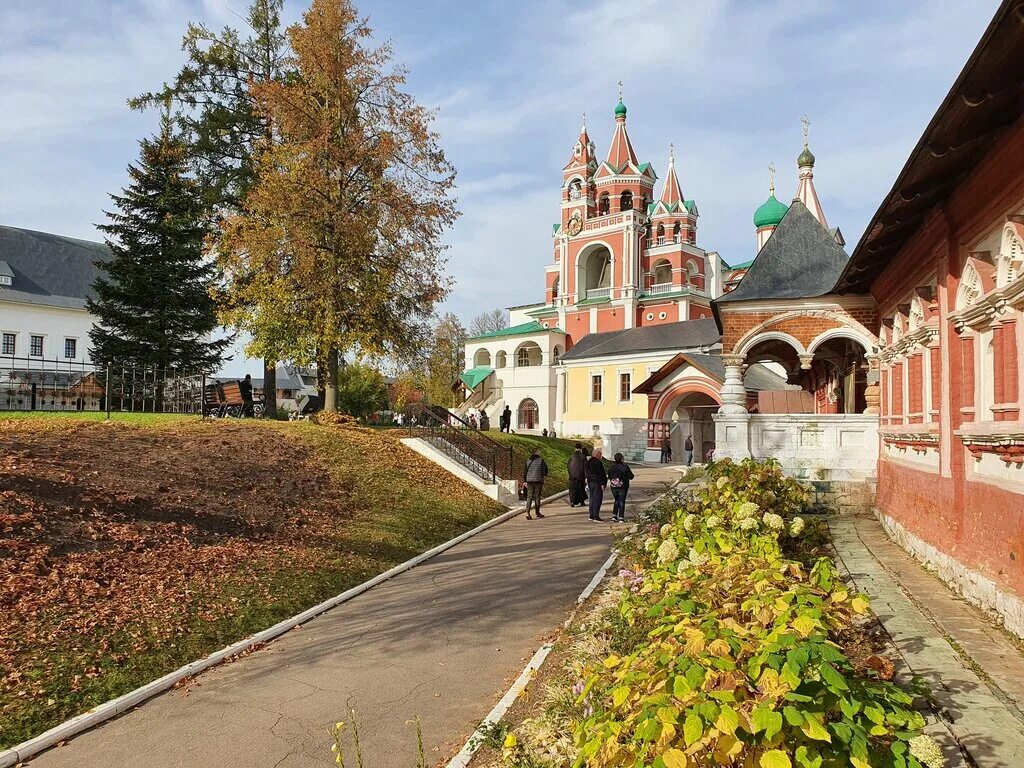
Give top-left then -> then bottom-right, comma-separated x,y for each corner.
485,459 -> 943,768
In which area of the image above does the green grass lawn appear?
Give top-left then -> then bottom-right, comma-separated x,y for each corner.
0,419 -> 503,749
0,410 -> 195,426
485,432 -> 593,495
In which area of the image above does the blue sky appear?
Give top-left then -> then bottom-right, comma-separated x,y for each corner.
0,0 -> 1000,375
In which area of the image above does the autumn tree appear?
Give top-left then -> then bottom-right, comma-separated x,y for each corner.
131,0 -> 290,415
468,308 -> 508,337
88,110 -> 229,372
335,361 -> 389,419
416,313 -> 466,408
220,0 -> 457,411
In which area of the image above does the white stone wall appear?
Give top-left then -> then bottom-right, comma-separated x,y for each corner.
715,413 -> 879,480
0,300 -> 94,362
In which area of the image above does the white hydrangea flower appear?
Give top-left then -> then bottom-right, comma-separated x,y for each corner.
687,547 -> 709,567
739,517 -> 759,531
908,735 -> 944,768
676,560 -> 690,575
735,501 -> 759,519
790,516 -> 806,537
644,537 -> 659,552
705,515 -> 722,529
657,539 -> 680,565
716,476 -> 729,489
682,514 -> 698,532
660,523 -> 673,537
762,512 -> 784,531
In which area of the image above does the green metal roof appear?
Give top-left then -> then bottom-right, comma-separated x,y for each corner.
459,366 -> 493,390
525,304 -> 558,317
576,295 -> 611,306
753,193 -> 789,228
728,258 -> 755,271
467,320 -> 564,340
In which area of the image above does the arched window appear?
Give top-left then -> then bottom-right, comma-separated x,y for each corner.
495,350 -> 507,369
685,260 -> 699,282
516,342 -> 542,367
553,345 -> 563,364
673,222 -> 681,244
656,224 -> 665,246
620,190 -> 633,212
517,398 -> 539,430
551,276 -> 559,300
568,178 -> 582,200
580,246 -> 612,298
473,348 -> 491,367
598,193 -> 610,216
652,259 -> 672,287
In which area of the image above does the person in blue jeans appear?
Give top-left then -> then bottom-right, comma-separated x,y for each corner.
585,448 -> 607,521
607,452 -> 635,523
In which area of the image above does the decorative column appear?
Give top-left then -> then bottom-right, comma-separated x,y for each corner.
553,367 -> 566,435
799,353 -> 815,370
713,353 -> 752,461
864,355 -> 881,415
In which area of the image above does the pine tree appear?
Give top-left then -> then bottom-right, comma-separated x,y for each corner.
88,111 -> 229,372
131,0 -> 290,413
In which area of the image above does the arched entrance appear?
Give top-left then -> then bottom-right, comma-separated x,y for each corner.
652,383 -> 722,463
517,398 -> 539,430
668,392 -> 720,463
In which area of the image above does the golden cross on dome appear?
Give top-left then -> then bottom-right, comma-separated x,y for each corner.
581,111 -> 586,131
768,162 -> 776,194
801,114 -> 810,146
618,80 -> 623,101
669,142 -> 675,162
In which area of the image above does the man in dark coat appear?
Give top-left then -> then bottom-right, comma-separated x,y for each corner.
501,405 -> 512,433
684,435 -> 694,466
523,449 -> 548,519
239,374 -> 255,417
585,448 -> 608,521
567,443 -> 587,507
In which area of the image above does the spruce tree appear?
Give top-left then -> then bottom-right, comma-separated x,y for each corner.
88,111 -> 229,372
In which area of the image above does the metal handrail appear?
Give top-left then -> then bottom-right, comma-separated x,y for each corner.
407,404 -> 519,483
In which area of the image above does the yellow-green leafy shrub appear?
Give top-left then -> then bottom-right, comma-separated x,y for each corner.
571,459 -> 938,768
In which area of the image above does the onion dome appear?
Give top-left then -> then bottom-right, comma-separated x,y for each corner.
614,99 -> 627,118
797,144 -> 815,168
754,193 -> 789,228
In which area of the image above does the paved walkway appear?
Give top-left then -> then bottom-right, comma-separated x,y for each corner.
830,514 -> 1024,768
28,465 -> 678,768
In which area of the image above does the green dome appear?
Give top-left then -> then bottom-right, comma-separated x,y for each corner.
797,145 -> 815,167
614,100 -> 627,118
753,193 -> 789,228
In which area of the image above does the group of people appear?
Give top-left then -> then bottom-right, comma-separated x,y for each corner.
520,441 -> 642,523
659,434 -> 696,466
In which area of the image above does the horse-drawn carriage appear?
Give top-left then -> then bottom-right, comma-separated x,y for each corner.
203,381 -> 264,418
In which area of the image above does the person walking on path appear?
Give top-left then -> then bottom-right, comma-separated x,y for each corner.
501,405 -> 512,433
523,450 -> 548,519
479,410 -> 490,431
684,435 -> 694,466
607,452 -> 635,523
585,448 -> 607,522
567,443 -> 587,507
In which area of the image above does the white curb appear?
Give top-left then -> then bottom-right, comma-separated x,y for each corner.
0,489 -> 568,768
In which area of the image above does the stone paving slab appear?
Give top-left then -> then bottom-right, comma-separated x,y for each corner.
25,466 -> 677,768
830,514 -> 1024,768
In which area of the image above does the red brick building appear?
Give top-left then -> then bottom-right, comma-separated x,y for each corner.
714,0 -> 1024,636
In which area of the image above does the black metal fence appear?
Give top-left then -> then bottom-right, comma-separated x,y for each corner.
0,356 -> 206,415
406,403 -> 520,483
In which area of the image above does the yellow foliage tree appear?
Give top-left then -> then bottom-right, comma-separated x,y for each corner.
220,0 -> 457,410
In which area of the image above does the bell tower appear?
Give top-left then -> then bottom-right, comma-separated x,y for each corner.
562,114 -> 596,234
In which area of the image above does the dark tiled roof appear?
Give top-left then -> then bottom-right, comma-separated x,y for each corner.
0,225 -> 111,309
715,201 -> 849,304
561,318 -> 721,362
675,353 -> 790,392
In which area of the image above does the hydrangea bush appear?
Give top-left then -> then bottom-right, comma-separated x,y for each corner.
571,459 -> 938,768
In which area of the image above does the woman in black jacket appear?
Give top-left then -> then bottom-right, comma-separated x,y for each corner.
607,452 -> 635,523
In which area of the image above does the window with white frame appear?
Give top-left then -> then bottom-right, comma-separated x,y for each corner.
30,335 -> 43,357
64,338 -> 77,359
591,374 -> 603,402
619,372 -> 631,401
1,333 -> 15,355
